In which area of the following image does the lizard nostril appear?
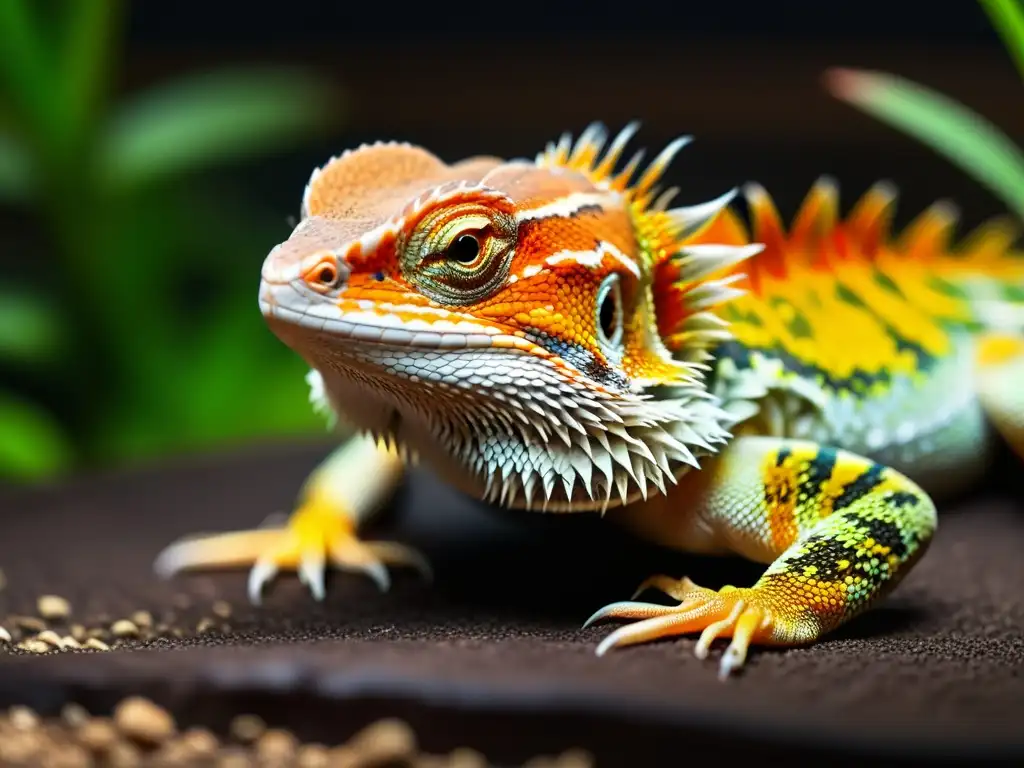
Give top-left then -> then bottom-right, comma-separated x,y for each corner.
315,263 -> 337,286
303,254 -> 346,293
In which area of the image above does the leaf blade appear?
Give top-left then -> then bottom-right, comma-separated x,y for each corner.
0,391 -> 74,481
57,0 -> 123,143
981,0 -> 1024,81
825,67 -> 1024,219
0,0 -> 57,138
0,288 -> 63,365
99,68 -> 340,192
0,130 -> 34,202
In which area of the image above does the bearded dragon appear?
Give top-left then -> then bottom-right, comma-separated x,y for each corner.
154,123 -> 1024,679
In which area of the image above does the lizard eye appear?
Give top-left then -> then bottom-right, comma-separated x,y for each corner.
445,233 -> 482,265
596,273 -> 624,350
400,196 -> 518,305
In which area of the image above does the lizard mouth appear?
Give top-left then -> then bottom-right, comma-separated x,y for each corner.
259,278 -> 513,351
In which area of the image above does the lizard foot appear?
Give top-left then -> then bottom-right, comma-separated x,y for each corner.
154,495 -> 431,605
584,575 -> 785,679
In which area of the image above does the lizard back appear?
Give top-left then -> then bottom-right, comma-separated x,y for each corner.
689,179 -> 1024,494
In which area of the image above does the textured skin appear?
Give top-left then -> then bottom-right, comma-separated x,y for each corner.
155,123 -> 1024,678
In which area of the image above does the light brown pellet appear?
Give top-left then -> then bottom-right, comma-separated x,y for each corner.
113,696 -> 176,744
76,718 -> 118,751
229,713 -> 265,743
348,717 -> 417,762
110,620 -> 139,638
37,595 -> 72,620
256,728 -> 298,761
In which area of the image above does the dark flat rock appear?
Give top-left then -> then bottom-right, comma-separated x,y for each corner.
0,441 -> 1022,766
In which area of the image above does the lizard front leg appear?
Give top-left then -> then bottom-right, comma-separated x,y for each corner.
154,432 -> 429,603
587,435 -> 938,678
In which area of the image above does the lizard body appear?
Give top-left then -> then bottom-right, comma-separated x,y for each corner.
156,124 -> 1024,678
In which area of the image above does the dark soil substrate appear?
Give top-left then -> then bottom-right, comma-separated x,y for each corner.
0,440 -> 1022,766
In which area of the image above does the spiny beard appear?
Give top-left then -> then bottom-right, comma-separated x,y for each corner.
356,349 -> 736,514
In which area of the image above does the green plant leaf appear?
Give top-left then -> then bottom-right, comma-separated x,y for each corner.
0,391 -> 73,481
825,67 -> 1024,220
57,0 -> 123,146
981,0 -> 1024,80
99,68 -> 339,192
0,288 -> 63,365
0,0 -> 57,138
0,130 -> 33,201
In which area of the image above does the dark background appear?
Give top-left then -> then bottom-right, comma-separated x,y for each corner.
2,1 -> 1022,484
122,1 -> 1023,216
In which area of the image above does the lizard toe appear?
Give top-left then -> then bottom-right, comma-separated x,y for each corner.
586,577 -> 781,679
154,496 -> 431,605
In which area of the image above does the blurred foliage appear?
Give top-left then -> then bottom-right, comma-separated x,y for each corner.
0,0 -> 342,482
826,0 -> 1024,222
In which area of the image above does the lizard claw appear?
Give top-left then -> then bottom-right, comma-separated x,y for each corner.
248,558 -> 280,605
586,576 -> 777,679
155,497 -> 431,605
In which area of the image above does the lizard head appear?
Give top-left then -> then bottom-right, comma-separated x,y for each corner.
260,123 -> 763,511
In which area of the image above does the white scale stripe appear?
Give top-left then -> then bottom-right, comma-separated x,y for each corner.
544,241 -> 642,278
514,191 -> 623,222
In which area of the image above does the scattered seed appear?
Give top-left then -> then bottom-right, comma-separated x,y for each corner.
69,624 -> 87,642
130,610 -> 152,628
215,746 -> 251,767
61,703 -> 90,728
555,748 -> 595,768
85,637 -> 110,651
77,718 -> 118,752
110,619 -> 139,637
327,744 -> 364,767
229,713 -> 265,743
256,728 -> 298,761
114,696 -> 176,745
37,594 -> 72,620
8,706 -> 38,730
20,638 -> 52,653
151,740 -> 195,765
349,717 -> 417,762
0,733 -> 40,765
0,703 -> 574,767
61,635 -> 82,650
14,615 -> 46,632
106,740 -> 142,767
86,627 -> 107,640
180,726 -> 219,757
211,600 -> 232,619
448,747 -> 489,768
36,629 -> 63,647
0,626 -> 11,643
46,743 -> 92,768
196,617 -> 216,634
296,743 -> 331,767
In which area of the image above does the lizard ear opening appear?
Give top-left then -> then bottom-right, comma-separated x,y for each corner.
597,273 -> 625,351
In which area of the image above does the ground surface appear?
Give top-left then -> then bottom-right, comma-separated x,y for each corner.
0,441 -> 1022,766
